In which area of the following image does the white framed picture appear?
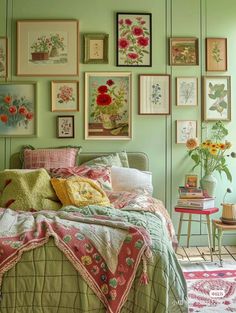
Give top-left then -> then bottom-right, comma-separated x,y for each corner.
176,77 -> 198,106
176,120 -> 197,144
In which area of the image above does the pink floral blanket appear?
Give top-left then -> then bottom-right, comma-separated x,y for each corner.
0,207 -> 152,313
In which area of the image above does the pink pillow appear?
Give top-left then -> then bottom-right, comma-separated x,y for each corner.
48,165 -> 112,190
23,148 -> 80,169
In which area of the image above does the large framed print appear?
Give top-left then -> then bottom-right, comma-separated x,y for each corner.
17,20 -> 79,76
0,82 -> 37,137
169,37 -> 199,66
116,12 -> 152,67
139,74 -> 170,115
202,76 -> 231,121
206,38 -> 227,72
85,72 -> 132,140
51,80 -> 79,112
0,37 -> 7,78
176,77 -> 198,106
84,33 -> 108,64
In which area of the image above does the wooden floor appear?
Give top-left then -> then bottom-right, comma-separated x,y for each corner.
176,245 -> 236,262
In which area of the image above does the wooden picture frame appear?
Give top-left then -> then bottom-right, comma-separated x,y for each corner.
176,120 -> 197,144
202,76 -> 231,121
0,37 -> 8,78
0,82 -> 37,137
17,19 -> 79,76
185,174 -> 198,188
84,33 -> 108,64
116,12 -> 152,67
176,77 -> 198,106
51,81 -> 79,112
169,37 -> 199,66
85,71 -> 132,140
57,115 -> 74,138
206,38 -> 227,71
139,74 -> 171,115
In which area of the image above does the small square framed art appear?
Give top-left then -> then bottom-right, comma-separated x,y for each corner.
51,80 -> 79,112
206,38 -> 227,71
139,74 -> 171,114
57,115 -> 74,138
0,37 -> 8,78
116,12 -> 152,66
176,120 -> 197,144
84,33 -> 108,64
169,37 -> 199,66
176,77 -> 198,106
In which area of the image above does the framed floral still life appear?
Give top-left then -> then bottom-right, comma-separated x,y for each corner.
169,37 -> 199,66
185,174 -> 198,188
57,115 -> 74,138
176,120 -> 197,144
139,74 -> 170,115
84,33 -> 108,64
17,19 -> 79,76
85,72 -> 132,140
206,38 -> 227,72
176,77 -> 198,106
202,76 -> 231,121
0,37 -> 7,78
116,12 -> 152,67
51,81 -> 79,112
0,82 -> 37,137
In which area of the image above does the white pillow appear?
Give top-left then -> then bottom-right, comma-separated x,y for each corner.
111,166 -> 153,195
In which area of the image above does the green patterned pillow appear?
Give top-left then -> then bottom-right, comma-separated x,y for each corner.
83,151 -> 129,168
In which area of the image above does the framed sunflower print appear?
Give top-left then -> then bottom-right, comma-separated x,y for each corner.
0,37 -> 8,78
139,74 -> 170,114
17,19 -> 79,76
116,12 -> 152,66
202,76 -> 231,121
206,38 -> 227,71
51,80 -> 79,112
169,37 -> 199,66
0,82 -> 37,137
85,72 -> 132,140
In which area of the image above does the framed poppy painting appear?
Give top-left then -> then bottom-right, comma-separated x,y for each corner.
85,72 -> 132,140
116,12 -> 152,67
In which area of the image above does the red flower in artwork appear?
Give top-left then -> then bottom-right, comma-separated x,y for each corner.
98,85 -> 108,94
132,26 -> 143,36
96,94 -> 112,106
137,36 -> 149,47
4,96 -> 11,104
18,106 -> 27,116
0,114 -> 8,123
118,19 -> 124,25
125,19 -> 132,25
8,105 -> 17,115
119,38 -> 130,49
26,112 -> 34,120
106,79 -> 114,86
128,53 -> 138,60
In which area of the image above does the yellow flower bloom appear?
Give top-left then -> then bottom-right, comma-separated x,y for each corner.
210,148 -> 218,155
218,143 -> 226,150
81,255 -> 92,266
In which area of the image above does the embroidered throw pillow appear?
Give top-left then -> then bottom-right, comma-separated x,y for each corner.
51,176 -> 110,207
82,152 -> 129,168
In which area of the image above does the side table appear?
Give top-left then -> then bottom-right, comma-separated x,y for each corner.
175,207 -> 219,261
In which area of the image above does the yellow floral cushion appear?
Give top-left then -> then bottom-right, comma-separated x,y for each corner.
51,176 -> 110,207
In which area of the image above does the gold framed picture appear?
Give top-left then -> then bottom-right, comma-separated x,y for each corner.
84,33 -> 108,64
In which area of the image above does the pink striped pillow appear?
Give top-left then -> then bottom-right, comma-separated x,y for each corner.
23,148 -> 80,169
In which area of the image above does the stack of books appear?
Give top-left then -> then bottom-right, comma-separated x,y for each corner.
176,186 -> 215,210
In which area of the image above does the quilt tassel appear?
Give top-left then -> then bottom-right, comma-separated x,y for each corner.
139,255 -> 149,285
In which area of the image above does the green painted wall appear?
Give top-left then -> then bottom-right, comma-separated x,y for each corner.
1,0 -> 236,245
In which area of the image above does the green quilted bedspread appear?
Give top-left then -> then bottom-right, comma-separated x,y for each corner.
0,206 -> 188,313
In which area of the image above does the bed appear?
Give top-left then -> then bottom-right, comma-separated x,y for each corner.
0,151 -> 188,313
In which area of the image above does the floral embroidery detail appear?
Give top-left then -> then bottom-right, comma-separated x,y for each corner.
101,262 -> 108,272
100,274 -> 107,282
75,233 -> 85,240
63,235 -> 72,243
91,265 -> 99,275
85,243 -> 94,253
109,278 -> 118,288
124,234 -> 132,243
81,255 -> 92,266
109,289 -> 117,300
101,283 -> 109,295
93,253 -> 102,263
126,257 -> 134,267
135,239 -> 144,249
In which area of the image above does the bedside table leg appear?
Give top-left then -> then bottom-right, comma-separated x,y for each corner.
218,229 -> 223,266
206,215 -> 213,261
177,213 -> 184,245
212,220 -> 216,252
187,214 -> 192,248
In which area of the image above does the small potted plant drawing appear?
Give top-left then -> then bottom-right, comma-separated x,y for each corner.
31,35 -> 51,61
49,33 -> 65,57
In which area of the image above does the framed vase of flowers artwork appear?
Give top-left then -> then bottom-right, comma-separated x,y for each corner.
16,20 -> 79,76
57,115 -> 74,138
206,38 -> 227,71
176,120 -> 197,144
116,12 -> 152,67
0,37 -> 8,78
202,76 -> 231,121
0,82 -> 37,137
169,37 -> 199,66
176,77 -> 198,106
139,74 -> 170,114
84,72 -> 132,140
51,81 -> 79,112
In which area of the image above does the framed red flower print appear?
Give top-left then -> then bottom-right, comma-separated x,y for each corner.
116,13 -> 152,67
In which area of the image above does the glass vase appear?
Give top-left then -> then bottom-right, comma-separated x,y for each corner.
200,173 -> 217,197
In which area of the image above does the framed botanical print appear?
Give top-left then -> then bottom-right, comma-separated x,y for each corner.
0,37 -> 7,78
51,81 -> 79,112
84,33 -> 108,64
116,12 -> 152,66
57,115 -> 74,138
169,37 -> 199,66
0,82 -> 37,137
176,77 -> 198,106
139,74 -> 170,114
17,19 -> 79,76
206,38 -> 227,71
85,72 -> 132,140
176,120 -> 197,144
202,76 -> 231,121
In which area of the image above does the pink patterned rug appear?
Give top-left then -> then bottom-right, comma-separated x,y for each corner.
184,269 -> 236,312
